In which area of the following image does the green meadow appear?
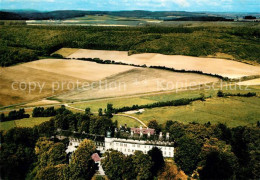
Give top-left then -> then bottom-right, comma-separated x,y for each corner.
131,96 -> 260,127
0,117 -> 51,131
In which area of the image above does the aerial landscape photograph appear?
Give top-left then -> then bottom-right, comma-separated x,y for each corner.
0,0 -> 259,179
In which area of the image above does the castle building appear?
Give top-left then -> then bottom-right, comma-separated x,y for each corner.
104,137 -> 174,157
65,127 -> 174,158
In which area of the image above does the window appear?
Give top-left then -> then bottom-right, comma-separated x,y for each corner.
133,144 -> 135,147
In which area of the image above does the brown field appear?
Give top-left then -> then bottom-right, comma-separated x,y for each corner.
237,78 -> 260,86
66,48 -> 260,79
0,59 -> 135,107
21,59 -> 135,81
51,48 -> 79,57
22,99 -> 61,107
55,68 -> 219,101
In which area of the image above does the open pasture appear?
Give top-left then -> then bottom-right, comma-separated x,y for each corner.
130,96 -> 260,127
0,117 -> 51,131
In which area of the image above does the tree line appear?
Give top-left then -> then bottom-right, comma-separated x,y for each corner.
217,90 -> 257,97
0,108 -> 30,122
150,65 -> 229,80
112,97 -> 204,113
1,25 -> 259,66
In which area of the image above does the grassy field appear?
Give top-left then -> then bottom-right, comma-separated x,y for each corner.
70,97 -> 157,112
130,96 -> 260,127
69,84 -> 260,110
0,117 -> 51,131
68,85 -> 260,127
112,115 -> 141,127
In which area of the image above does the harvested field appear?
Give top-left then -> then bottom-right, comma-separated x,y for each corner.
0,59 -> 135,106
21,59 -> 135,81
56,68 -> 219,101
23,99 -> 61,107
237,78 -> 260,86
52,48 -> 79,57
67,48 -> 260,79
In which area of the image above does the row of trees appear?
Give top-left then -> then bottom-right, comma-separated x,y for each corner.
217,90 -> 257,97
0,108 -> 30,122
112,97 -> 204,113
150,65 -> 229,80
32,106 -> 57,117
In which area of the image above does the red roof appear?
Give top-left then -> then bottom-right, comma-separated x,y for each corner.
131,127 -> 155,135
91,153 -> 101,162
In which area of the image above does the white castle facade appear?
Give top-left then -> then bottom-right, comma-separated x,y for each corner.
105,137 -> 174,157
66,127 -> 174,158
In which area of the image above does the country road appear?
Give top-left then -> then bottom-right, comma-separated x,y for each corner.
65,104 -> 147,127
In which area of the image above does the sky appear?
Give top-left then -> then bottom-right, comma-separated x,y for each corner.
1,0 -> 259,12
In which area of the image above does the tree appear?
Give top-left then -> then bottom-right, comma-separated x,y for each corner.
132,151 -> 153,180
198,138 -> 238,180
122,155 -> 137,180
35,164 -> 68,180
102,150 -> 126,179
0,128 -> 38,180
199,150 -> 238,180
85,107 -> 91,115
169,121 -> 185,139
217,90 -> 224,97
98,108 -> 103,116
148,147 -> 165,177
0,113 -> 6,122
105,103 -> 113,118
214,123 -> 232,143
174,135 -> 201,175
148,120 -> 161,134
69,139 -> 97,180
165,120 -> 173,131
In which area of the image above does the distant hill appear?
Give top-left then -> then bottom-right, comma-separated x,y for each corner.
164,16 -> 234,21
0,10 -> 88,20
1,10 -> 258,21
0,10 -> 225,20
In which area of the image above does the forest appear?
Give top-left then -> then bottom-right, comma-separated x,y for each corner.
0,104 -> 259,179
0,24 -> 259,66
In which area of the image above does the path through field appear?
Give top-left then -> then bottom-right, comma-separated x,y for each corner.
64,104 -> 147,127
